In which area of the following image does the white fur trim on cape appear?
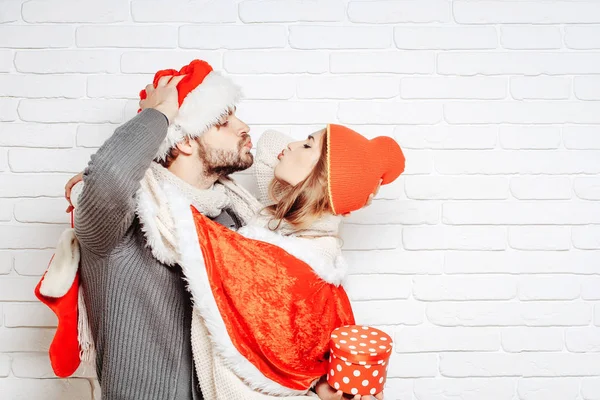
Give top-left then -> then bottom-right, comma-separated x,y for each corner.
165,184 -> 311,396
156,71 -> 242,161
135,183 -> 178,266
39,229 -> 80,298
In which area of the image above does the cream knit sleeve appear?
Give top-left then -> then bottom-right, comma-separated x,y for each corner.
253,129 -> 294,206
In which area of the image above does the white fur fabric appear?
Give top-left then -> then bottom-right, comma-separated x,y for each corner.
39,229 -> 80,298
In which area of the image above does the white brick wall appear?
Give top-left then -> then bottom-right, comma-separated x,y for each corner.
0,0 -> 599,399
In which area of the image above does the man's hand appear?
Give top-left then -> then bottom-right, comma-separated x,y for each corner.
139,74 -> 186,124
314,376 -> 383,400
65,172 -> 84,213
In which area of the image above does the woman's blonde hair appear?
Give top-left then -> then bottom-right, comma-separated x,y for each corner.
265,129 -> 331,230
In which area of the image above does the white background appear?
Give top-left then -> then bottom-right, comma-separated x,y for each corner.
1,0 -> 600,399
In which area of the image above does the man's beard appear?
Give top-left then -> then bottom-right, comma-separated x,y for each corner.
197,135 -> 254,178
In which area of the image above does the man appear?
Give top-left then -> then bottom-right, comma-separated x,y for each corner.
67,60 -> 381,400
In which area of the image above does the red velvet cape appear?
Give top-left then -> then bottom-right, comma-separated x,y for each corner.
191,208 -> 355,390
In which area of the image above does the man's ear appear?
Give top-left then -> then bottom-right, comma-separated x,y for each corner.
175,137 -> 195,156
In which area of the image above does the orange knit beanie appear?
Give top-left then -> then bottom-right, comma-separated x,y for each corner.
326,124 -> 405,215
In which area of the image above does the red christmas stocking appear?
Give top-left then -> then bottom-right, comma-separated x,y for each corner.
34,267 -> 81,378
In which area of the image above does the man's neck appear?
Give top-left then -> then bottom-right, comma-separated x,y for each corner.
167,162 -> 218,190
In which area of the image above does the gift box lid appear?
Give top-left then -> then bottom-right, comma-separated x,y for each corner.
329,325 -> 392,363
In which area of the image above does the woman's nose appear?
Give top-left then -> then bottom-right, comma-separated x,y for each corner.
288,141 -> 301,150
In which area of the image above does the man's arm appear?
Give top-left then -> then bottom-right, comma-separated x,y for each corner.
75,74 -> 185,256
75,108 -> 168,256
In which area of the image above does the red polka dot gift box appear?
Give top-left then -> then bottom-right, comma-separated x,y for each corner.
327,325 -> 393,396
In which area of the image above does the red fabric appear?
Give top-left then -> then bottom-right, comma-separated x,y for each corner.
191,207 -> 355,390
34,267 -> 81,378
138,59 -> 214,112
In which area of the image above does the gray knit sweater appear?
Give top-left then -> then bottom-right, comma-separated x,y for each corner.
75,109 -> 239,400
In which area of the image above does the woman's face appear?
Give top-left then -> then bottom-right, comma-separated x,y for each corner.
274,129 -> 325,186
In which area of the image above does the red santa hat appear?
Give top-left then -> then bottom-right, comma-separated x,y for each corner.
139,59 -> 242,161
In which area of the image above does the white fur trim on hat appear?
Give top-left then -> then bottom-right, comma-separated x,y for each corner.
155,71 -> 242,161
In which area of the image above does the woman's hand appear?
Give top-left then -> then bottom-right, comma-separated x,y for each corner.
364,179 -> 383,208
65,172 -> 84,213
314,376 -> 383,400
342,179 -> 383,217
